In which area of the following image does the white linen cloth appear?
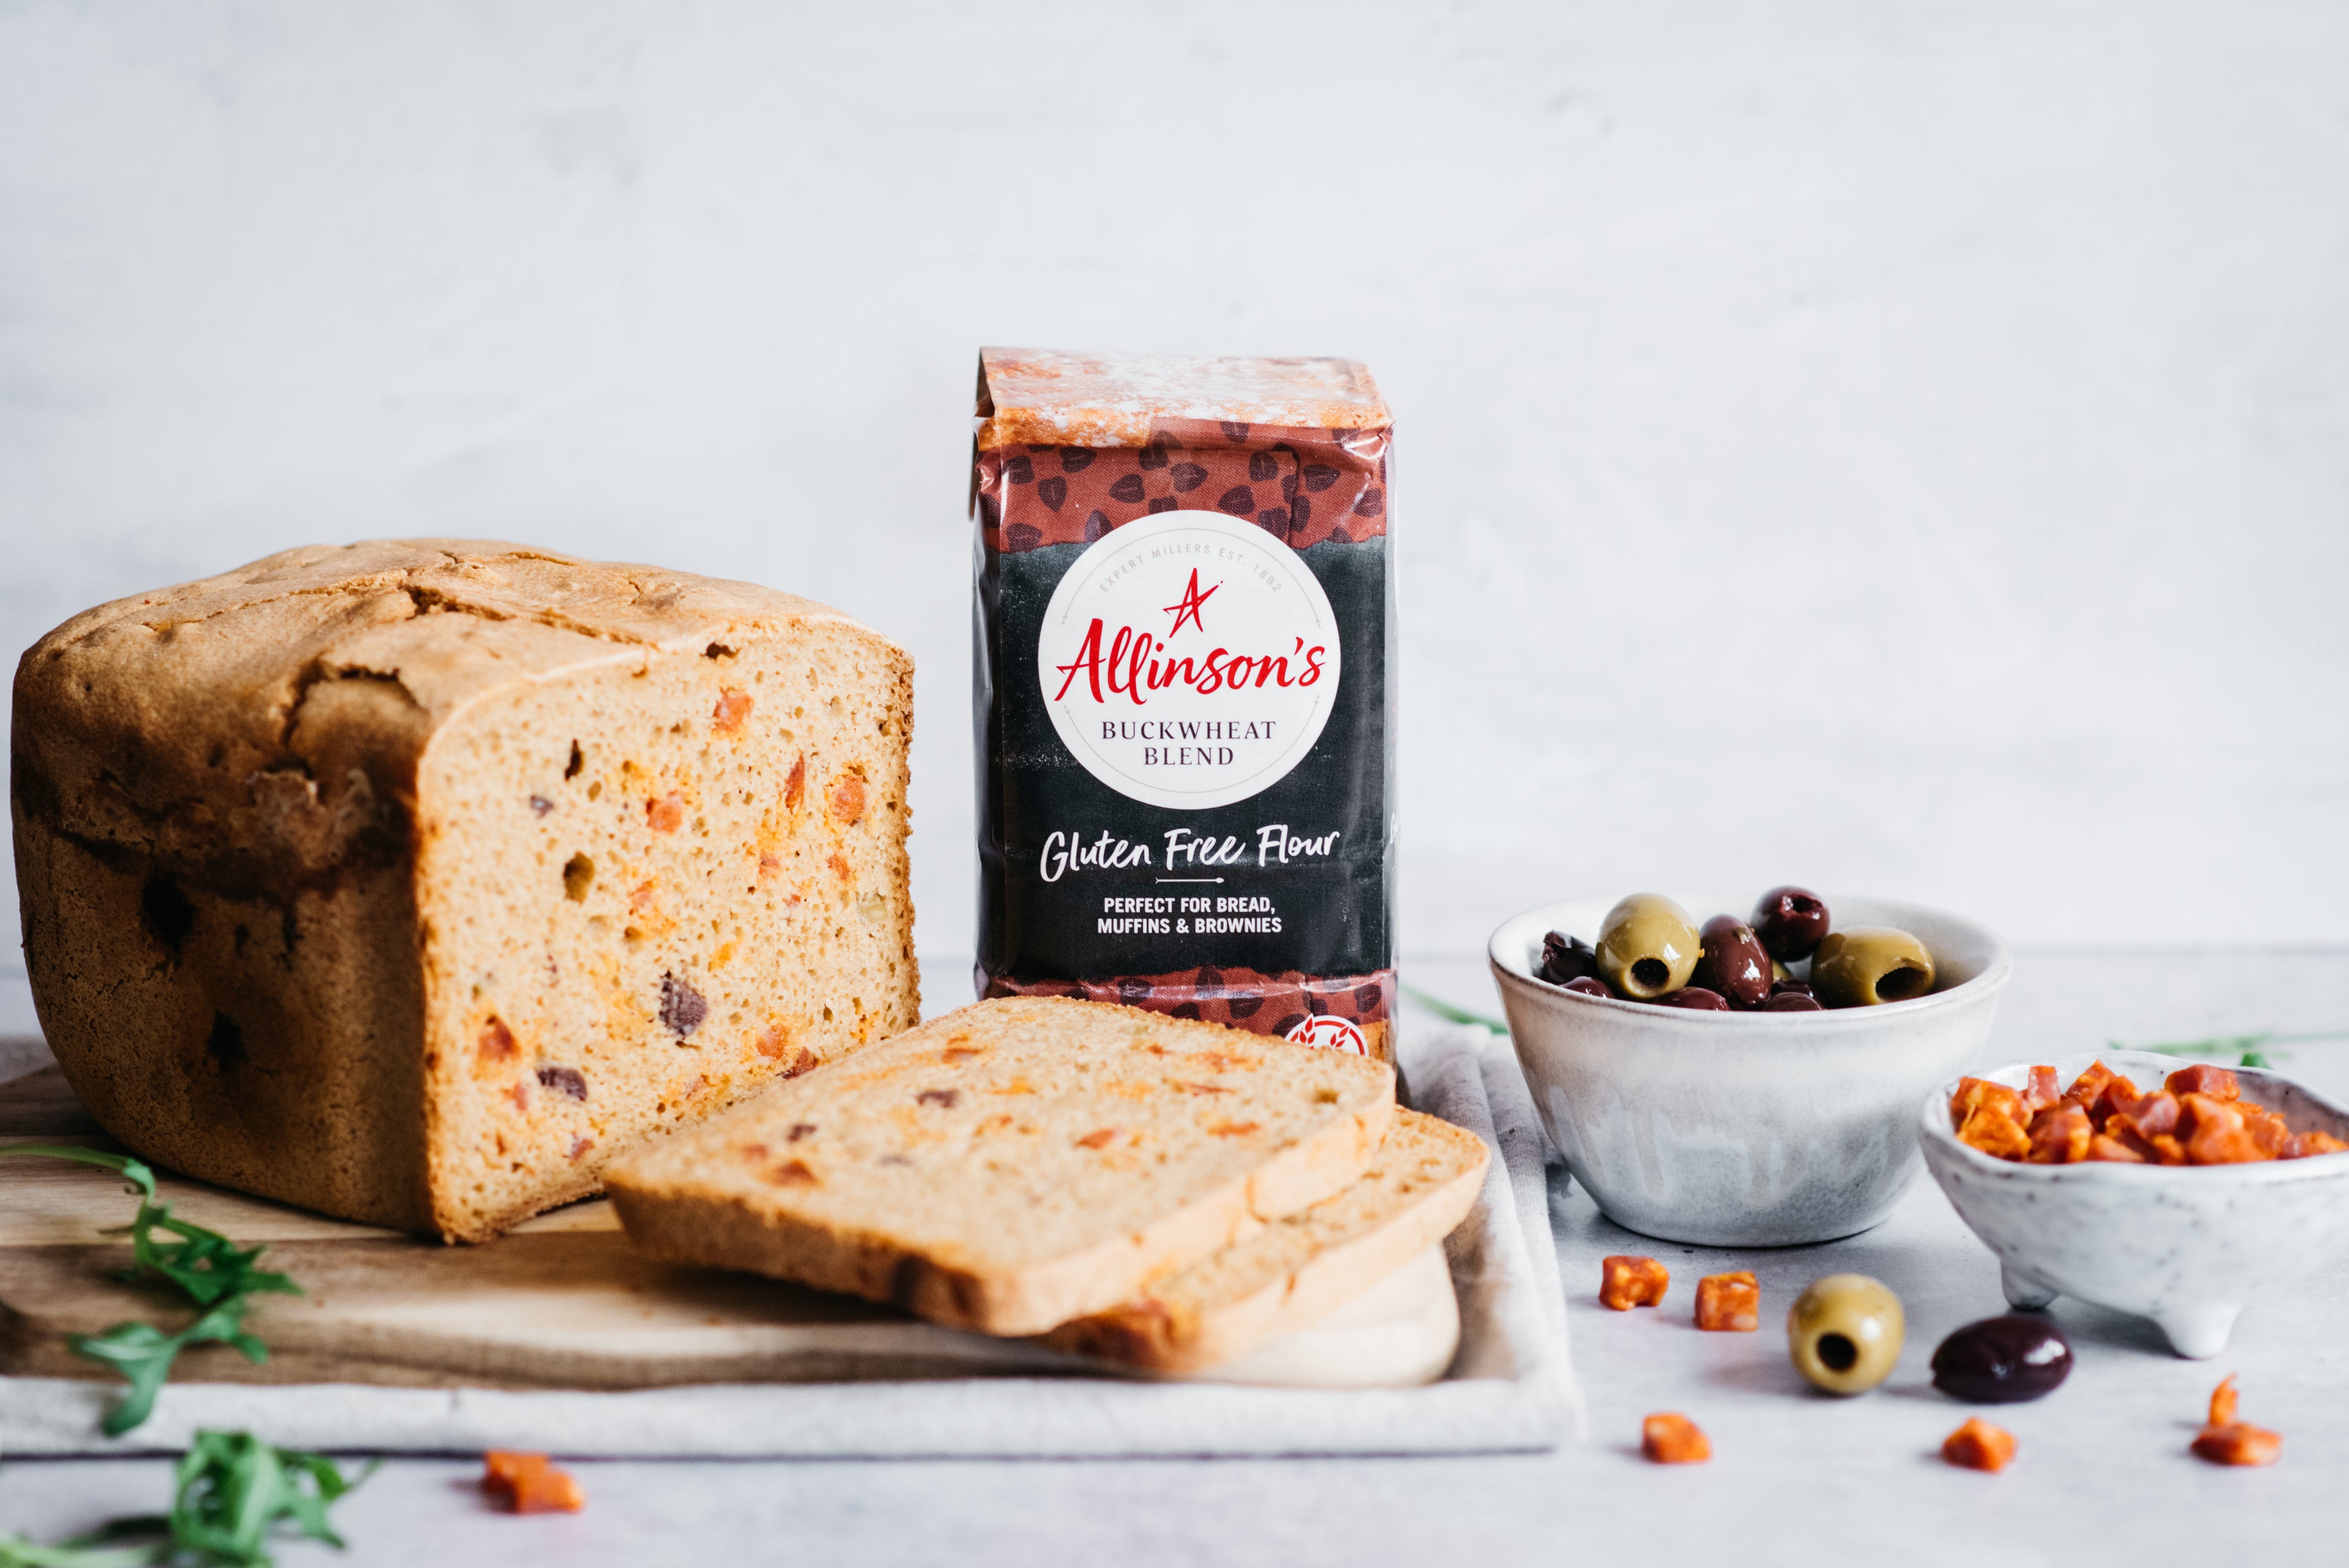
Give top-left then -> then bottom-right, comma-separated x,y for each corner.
0,1024 -> 1579,1458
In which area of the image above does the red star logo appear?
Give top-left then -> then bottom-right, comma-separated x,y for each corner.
1163,568 -> 1220,636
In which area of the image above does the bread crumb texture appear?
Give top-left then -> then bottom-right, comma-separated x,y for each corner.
604,996 -> 1396,1334
11,539 -> 916,1241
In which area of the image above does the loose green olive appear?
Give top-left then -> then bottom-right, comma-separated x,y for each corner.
1810,926 -> 1937,1007
1595,894 -> 1701,1000
1787,1274 -> 1905,1395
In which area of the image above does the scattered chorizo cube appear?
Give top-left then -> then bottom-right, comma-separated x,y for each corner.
2165,1065 -> 2240,1102
2192,1425 -> 2282,1466
2025,1104 -> 2093,1164
1940,1418 -> 2017,1473
1641,1412 -> 1712,1464
1694,1271 -> 1760,1332
1600,1255 -> 1670,1310
2209,1374 -> 2239,1427
483,1451 -> 587,1514
2191,1377 -> 2281,1466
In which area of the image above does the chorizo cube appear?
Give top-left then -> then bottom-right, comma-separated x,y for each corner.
2088,1073 -> 2144,1126
1600,1254 -> 1670,1310
2021,1065 -> 2062,1113
2025,1104 -> 2093,1164
1694,1271 -> 1761,1332
1950,1077 -> 2027,1131
2085,1132 -> 2147,1163
2061,1061 -> 2118,1110
2284,1130 -> 2349,1159
1941,1418 -> 2017,1473
2165,1064 -> 2240,1102
2192,1424 -> 2281,1466
1641,1413 -> 1712,1464
2122,1090 -> 2181,1139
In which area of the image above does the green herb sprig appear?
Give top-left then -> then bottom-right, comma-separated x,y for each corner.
0,1146 -> 299,1435
1400,984 -> 1508,1035
0,1429 -> 371,1568
2111,1028 -> 2349,1071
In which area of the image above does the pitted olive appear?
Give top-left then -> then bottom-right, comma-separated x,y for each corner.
1811,927 -> 1937,1006
1693,915 -> 1773,1007
1652,986 -> 1730,1010
1758,990 -> 1822,1011
1751,886 -> 1830,962
1596,894 -> 1700,1000
1787,1274 -> 1904,1395
1560,975 -> 1615,999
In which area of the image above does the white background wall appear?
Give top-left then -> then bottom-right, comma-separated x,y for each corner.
2,1 -> 2344,984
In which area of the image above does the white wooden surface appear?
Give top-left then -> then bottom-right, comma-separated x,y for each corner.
4,948 -> 2346,1564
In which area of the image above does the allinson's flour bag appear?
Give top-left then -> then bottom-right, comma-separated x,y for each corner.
972,348 -> 1396,1061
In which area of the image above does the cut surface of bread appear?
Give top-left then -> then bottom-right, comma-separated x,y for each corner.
1041,1108 -> 1488,1373
604,996 -> 1396,1336
12,540 -> 916,1241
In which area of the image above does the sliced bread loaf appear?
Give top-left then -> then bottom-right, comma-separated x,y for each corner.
1040,1108 -> 1488,1373
13,541 -> 917,1241
603,995 -> 1395,1336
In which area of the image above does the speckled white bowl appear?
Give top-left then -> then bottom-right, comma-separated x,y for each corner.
1489,893 -> 2011,1247
1920,1051 -> 2349,1358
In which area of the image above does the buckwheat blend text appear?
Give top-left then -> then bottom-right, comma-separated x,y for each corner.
973,348 -> 1396,1061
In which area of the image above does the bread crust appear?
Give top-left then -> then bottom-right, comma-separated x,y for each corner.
13,540 -> 915,1238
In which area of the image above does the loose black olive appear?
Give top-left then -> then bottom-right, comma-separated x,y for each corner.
1693,915 -> 1773,1007
1650,986 -> 1730,1011
1751,886 -> 1831,963
1538,931 -> 1603,986
1560,975 -> 1616,999
1931,1316 -> 2073,1403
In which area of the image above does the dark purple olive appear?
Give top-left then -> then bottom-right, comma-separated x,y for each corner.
1931,1315 -> 2072,1403
1692,915 -> 1773,1007
1560,975 -> 1615,999
1758,990 -> 1822,1012
1772,979 -> 1814,998
1751,886 -> 1831,962
1538,931 -> 1603,986
1650,986 -> 1730,1011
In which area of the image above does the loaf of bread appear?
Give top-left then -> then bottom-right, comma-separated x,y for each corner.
1041,1108 -> 1488,1373
12,540 -> 916,1241
604,996 -> 1397,1335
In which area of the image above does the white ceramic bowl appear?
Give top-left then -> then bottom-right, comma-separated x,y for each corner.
1489,893 -> 2011,1247
1920,1050 -> 2349,1358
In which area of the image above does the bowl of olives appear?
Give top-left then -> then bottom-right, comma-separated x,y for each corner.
1488,888 -> 2010,1247
1920,1051 -> 2349,1358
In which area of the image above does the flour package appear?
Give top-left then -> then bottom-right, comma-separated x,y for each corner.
972,347 -> 1396,1060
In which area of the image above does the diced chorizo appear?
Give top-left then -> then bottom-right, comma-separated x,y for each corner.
1600,1255 -> 1670,1310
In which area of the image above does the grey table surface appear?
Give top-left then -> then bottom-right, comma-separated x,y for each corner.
3,949 -> 2346,1566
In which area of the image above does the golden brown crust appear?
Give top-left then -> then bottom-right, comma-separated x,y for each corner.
975,347 -> 1389,450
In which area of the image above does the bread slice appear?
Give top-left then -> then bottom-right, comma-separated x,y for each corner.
13,540 -> 917,1241
604,996 -> 1395,1336
1039,1108 -> 1487,1373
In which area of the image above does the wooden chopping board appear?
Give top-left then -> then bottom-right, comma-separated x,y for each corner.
0,1068 -> 1460,1393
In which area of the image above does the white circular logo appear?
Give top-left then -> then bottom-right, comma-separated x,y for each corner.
1037,510 -> 1341,811
1286,1015 -> 1370,1056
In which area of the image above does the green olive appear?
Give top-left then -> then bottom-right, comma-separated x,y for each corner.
1787,1274 -> 1905,1395
1810,926 -> 1936,1006
1595,893 -> 1701,1000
